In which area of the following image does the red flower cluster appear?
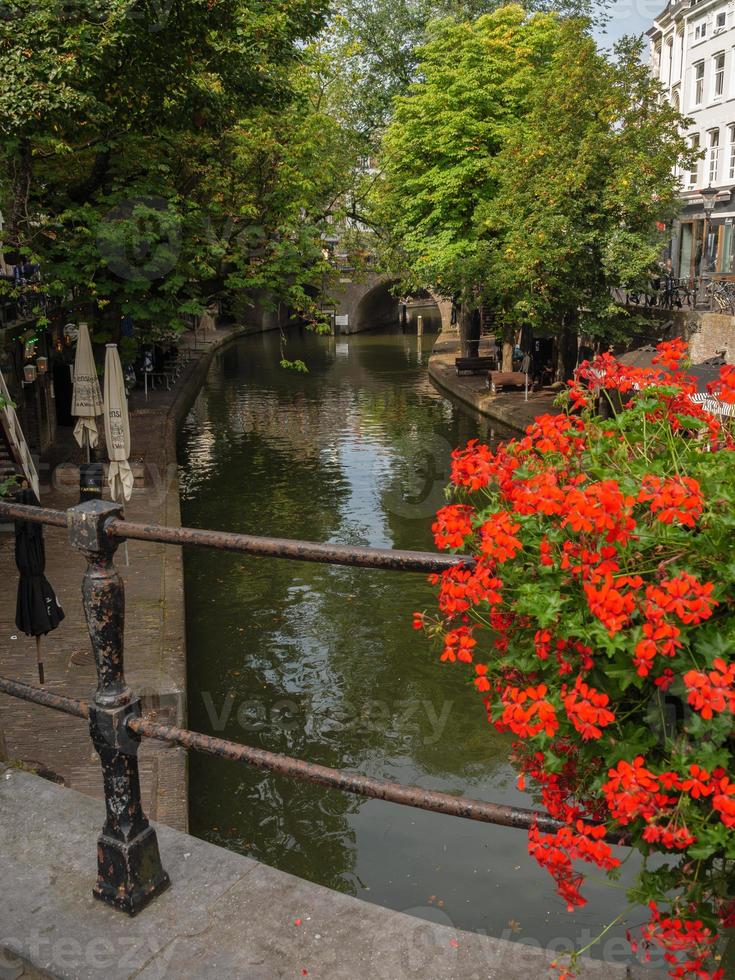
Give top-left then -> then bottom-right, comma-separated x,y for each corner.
562,677 -> 615,740
432,504 -> 474,550
640,902 -> 721,980
707,364 -> 735,404
434,559 -> 503,615
602,756 -> 677,825
684,658 -> 735,720
440,627 -> 476,663
528,822 -> 619,911
418,340 -> 735,979
563,480 -> 636,544
647,574 -> 717,627
450,439 -> 494,490
652,337 -> 689,371
495,683 -> 558,739
584,575 -> 637,635
520,413 -> 586,456
639,475 -> 703,528
479,511 -> 522,563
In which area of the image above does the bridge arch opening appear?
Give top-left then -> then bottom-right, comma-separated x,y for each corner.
353,279 -> 402,332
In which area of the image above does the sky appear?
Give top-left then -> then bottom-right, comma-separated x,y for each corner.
593,0 -> 662,48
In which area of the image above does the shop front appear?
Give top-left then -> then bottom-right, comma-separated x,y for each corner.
677,195 -> 735,281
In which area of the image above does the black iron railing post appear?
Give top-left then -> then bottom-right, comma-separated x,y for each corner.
67,500 -> 170,915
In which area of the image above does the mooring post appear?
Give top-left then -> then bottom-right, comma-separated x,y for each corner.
67,499 -> 170,915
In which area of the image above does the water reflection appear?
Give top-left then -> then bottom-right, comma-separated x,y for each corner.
178,314 -> 646,961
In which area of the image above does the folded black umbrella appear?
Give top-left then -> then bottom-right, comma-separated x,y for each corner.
14,488 -> 64,683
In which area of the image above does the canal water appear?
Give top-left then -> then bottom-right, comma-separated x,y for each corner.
177,312 -> 647,964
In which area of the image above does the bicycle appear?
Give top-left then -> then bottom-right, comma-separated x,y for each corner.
706,278 -> 735,314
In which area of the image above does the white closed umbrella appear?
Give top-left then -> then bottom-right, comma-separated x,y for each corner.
71,323 -> 102,460
103,344 -> 133,504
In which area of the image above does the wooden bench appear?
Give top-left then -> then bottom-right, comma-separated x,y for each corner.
455,356 -> 497,376
488,370 -> 527,393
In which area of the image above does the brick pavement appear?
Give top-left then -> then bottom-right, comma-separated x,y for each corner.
0,325 -> 243,833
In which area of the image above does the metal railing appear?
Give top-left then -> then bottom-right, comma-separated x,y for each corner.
0,499 -> 605,917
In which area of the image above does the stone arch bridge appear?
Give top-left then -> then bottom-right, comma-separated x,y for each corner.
328,272 -> 453,334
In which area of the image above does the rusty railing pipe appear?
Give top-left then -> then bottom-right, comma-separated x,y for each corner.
0,502 -> 467,573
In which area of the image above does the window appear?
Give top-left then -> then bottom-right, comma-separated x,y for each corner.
694,61 -> 705,104
672,86 -> 681,111
678,29 -> 685,81
719,221 -> 735,274
679,223 -> 694,279
695,19 -> 707,39
714,52 -> 726,97
687,133 -> 701,189
717,11 -> 727,29
729,125 -> 735,179
708,128 -> 720,183
653,41 -> 662,72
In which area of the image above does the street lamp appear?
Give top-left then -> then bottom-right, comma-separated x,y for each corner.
698,185 -> 719,307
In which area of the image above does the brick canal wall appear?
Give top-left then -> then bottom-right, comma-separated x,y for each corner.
672,309 -> 735,364
0,325 -> 247,834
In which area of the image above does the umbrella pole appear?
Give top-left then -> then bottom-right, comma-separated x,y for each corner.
35,635 -> 44,686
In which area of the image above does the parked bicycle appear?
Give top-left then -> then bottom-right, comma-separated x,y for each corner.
704,278 -> 735,315
622,276 -> 693,310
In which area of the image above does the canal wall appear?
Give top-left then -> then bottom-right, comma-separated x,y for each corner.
0,762 -> 667,980
671,308 -> 735,364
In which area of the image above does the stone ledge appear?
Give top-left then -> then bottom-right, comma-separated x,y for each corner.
0,766 -> 666,980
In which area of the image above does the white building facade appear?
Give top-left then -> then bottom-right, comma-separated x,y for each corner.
649,0 -> 735,279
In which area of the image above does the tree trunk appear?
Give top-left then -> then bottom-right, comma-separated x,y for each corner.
459,304 -> 472,357
555,319 -> 579,383
9,138 -> 32,249
502,321 -> 515,372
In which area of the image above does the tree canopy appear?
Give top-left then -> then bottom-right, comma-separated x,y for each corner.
328,0 -> 610,149
374,7 -> 692,369
0,0 -> 356,345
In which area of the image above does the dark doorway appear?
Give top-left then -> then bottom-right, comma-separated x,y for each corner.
53,361 -> 73,426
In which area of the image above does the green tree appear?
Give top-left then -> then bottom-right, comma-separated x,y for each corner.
375,9 -> 691,372
0,0 -> 341,345
480,29 -> 692,374
375,6 -> 564,352
327,0 -> 609,149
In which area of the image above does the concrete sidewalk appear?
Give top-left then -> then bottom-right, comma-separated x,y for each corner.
428,334 -> 560,434
0,764 -> 667,980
